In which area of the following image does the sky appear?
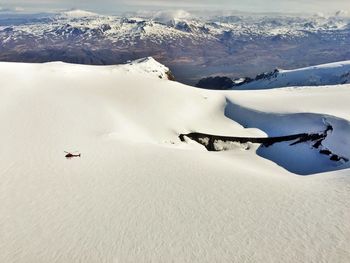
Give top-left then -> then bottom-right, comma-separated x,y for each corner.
0,0 -> 349,15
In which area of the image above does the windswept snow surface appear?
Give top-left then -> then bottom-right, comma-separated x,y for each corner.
0,59 -> 349,262
234,60 -> 350,89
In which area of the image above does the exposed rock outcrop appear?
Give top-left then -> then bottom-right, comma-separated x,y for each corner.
196,76 -> 233,90
179,125 -> 349,163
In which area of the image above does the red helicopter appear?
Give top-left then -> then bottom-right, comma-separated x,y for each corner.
65,151 -> 81,159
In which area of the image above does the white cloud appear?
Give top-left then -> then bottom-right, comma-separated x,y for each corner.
152,10 -> 193,23
335,10 -> 349,17
14,6 -> 25,11
0,6 -> 25,13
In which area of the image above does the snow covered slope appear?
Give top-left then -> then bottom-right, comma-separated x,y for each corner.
0,59 -> 349,262
234,60 -> 350,89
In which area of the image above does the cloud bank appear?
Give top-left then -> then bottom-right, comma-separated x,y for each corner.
0,0 -> 349,14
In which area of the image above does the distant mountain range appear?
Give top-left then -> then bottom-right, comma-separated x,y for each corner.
0,10 -> 350,84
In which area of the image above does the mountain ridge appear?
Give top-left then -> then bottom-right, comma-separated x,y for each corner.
233,60 -> 350,89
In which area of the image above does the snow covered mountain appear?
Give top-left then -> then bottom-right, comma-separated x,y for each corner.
0,58 -> 349,262
0,10 -> 349,84
233,60 -> 350,89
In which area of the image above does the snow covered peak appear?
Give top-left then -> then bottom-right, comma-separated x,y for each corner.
126,57 -> 172,80
51,57 -> 172,80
